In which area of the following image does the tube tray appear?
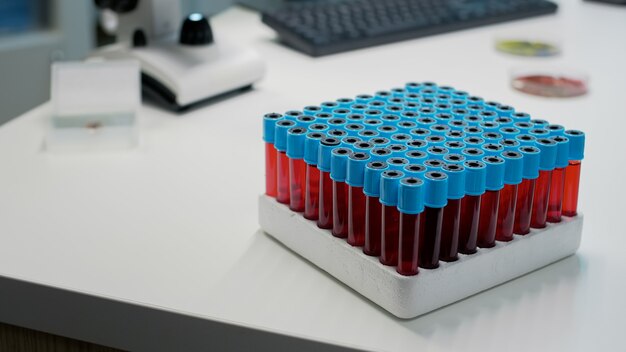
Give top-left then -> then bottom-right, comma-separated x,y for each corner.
258,195 -> 583,319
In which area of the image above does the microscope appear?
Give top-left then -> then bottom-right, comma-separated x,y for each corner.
92,0 -> 265,112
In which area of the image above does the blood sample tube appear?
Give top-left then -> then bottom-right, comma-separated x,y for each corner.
397,177 -> 425,276
317,137 -> 341,229
547,136 -> 570,223
287,127 -> 308,212
363,161 -> 389,256
336,98 -> 354,108
562,130 -> 585,217
274,119 -> 296,204
419,171 -> 448,269
514,146 -> 540,235
440,163 -> 466,262
347,152 -> 371,246
379,170 -> 405,266
458,160 -> 486,254
530,138 -> 557,228
477,156 -> 505,248
263,112 -> 283,197
530,128 -> 550,139
330,147 -> 353,238
320,101 -> 338,113
304,132 -> 325,220
496,150 -> 523,242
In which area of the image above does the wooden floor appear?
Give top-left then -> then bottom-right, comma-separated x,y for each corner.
0,322 -> 123,352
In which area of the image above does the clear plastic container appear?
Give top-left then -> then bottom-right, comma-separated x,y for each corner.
46,60 -> 140,152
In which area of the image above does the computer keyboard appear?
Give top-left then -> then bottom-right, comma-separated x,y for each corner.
261,0 -> 558,56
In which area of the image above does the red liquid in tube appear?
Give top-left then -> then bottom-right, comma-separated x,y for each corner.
276,151 -> 290,204
398,212 -> 421,275
265,143 -> 277,197
380,205 -> 400,266
514,178 -> 536,235
496,184 -> 518,242
477,190 -> 500,248
562,160 -> 581,217
317,171 -> 333,229
348,186 -> 366,246
304,165 -> 320,220
289,158 -> 306,212
530,170 -> 552,228
440,199 -> 461,262
332,181 -> 349,238
364,196 -> 382,256
547,167 -> 565,223
458,195 -> 481,254
419,207 -> 443,269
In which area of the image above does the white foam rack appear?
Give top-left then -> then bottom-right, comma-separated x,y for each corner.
258,195 -> 583,319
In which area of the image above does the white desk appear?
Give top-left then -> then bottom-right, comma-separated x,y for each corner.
1,2 -> 626,351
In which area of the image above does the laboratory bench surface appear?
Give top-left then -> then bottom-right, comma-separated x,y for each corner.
1,2 -> 626,351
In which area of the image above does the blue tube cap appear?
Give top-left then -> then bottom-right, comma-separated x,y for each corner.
405,150 -> 428,164
303,105 -> 322,116
514,121 -> 533,134
425,135 -> 446,146
304,132 -> 325,165
446,128 -> 466,140
286,127 -> 307,159
403,164 -> 427,179
358,129 -> 379,139
410,128 -> 431,138
423,171 -> 448,208
263,113 -> 283,143
346,151 -> 371,187
516,134 -> 536,146
387,157 -> 410,171
500,138 -> 521,151
330,147 -> 352,182
370,137 -> 391,148
274,119 -> 296,152
327,129 -> 347,139
443,163 -> 465,199
535,138 -> 557,171
320,102 -> 338,113
388,144 -> 408,157
482,143 -> 504,156
427,146 -> 449,160
463,160 -> 487,196
430,124 -> 451,136
548,124 -> 565,136
529,128 -> 550,139
424,159 -> 445,171
318,137 -> 341,172
406,139 -> 429,151
512,112 -> 531,122
462,147 -> 485,161
482,132 -> 503,144
380,169 -> 405,206
500,126 -> 520,140
308,123 -> 329,133
444,141 -> 465,154
552,136 -> 570,168
464,126 -> 485,137
363,161 -> 389,197
564,130 -> 585,160
370,147 -> 392,162
296,115 -> 316,128
398,178 -> 425,214
284,110 -> 303,120
519,145 -> 541,179
341,136 -> 362,149
501,150 -> 523,185
314,112 -> 333,121
479,121 -> 500,133
482,155 -> 505,191
344,123 -> 365,136
443,153 -> 466,165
